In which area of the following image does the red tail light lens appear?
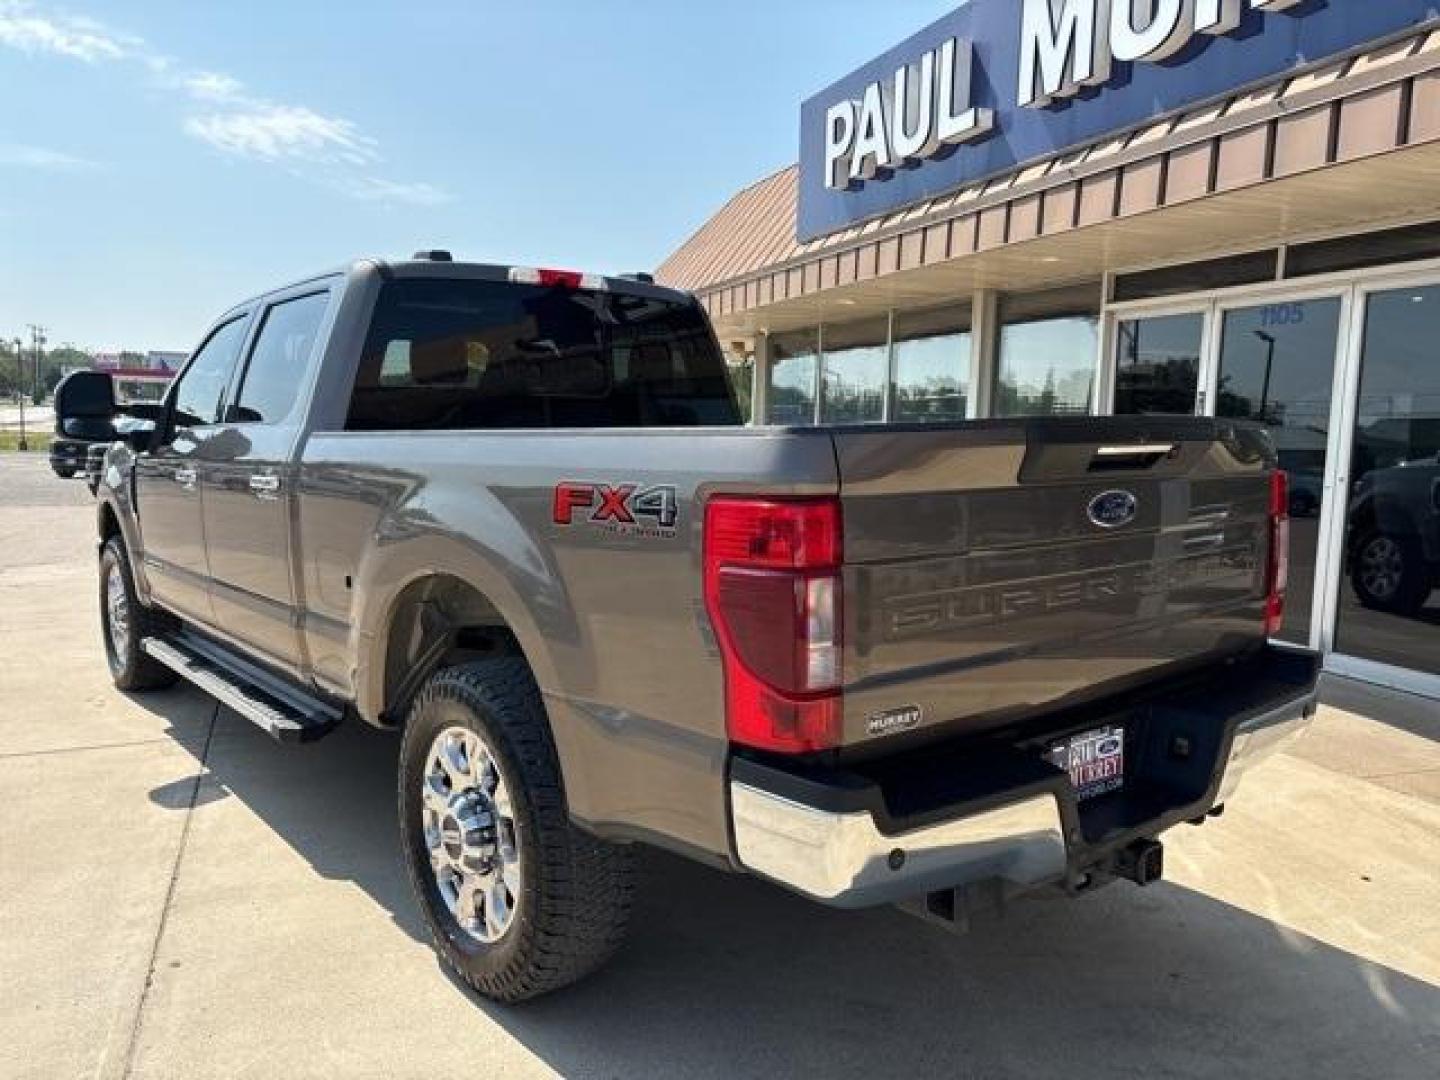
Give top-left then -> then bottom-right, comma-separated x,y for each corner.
1264,470 -> 1289,637
703,497 -> 843,753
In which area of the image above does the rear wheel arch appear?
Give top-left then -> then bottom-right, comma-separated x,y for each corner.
372,572 -> 539,728
97,496 -> 149,603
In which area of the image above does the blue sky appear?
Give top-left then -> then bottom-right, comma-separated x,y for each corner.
1,1 -> 955,351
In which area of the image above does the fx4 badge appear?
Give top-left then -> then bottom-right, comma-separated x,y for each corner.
866,705 -> 923,738
553,482 -> 679,538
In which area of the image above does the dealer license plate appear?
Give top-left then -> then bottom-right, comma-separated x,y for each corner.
1047,725 -> 1125,801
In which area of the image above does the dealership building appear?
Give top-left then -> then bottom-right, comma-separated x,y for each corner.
659,1 -> 1440,703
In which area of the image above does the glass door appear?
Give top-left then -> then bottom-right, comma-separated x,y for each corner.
1212,296 -> 1345,645
1112,310 -> 1206,415
1328,282 -> 1440,690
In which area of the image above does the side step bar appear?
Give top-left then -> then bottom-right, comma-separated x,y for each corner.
142,635 -> 341,743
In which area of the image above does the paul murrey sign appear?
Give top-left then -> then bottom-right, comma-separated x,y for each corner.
826,0 -> 1305,191
825,38 -> 993,190
1019,0 -> 1304,109
802,0 -> 1433,237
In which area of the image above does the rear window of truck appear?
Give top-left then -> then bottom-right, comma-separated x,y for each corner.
345,278 -> 741,430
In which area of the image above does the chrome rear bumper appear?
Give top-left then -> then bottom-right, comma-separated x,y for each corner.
1214,691 -> 1316,803
731,783 -> 1066,907
730,675 -> 1316,908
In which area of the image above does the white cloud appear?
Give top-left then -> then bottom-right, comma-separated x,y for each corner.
182,70 -> 244,103
339,176 -> 453,206
0,1 -> 448,206
185,105 -> 378,165
0,2 -> 137,61
0,142 -> 98,169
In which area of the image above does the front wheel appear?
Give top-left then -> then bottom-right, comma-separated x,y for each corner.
99,536 -> 178,691
398,659 -> 635,1003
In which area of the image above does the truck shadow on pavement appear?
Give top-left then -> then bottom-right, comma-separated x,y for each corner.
142,691 -> 1437,1080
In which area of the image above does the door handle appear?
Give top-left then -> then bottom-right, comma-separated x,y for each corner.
173,467 -> 197,488
249,473 -> 281,498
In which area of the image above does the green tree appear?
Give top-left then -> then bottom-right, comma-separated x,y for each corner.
42,346 -> 96,396
0,342 -> 20,398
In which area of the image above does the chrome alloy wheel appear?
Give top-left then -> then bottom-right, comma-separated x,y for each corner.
105,561 -> 130,660
421,726 -> 522,944
1359,536 -> 1404,601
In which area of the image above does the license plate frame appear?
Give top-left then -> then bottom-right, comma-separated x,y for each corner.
1046,725 -> 1125,801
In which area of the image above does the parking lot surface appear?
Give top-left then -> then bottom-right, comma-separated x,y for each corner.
0,454 -> 1436,1079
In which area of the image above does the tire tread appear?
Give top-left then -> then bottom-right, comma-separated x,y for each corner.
101,535 -> 179,691
399,658 -> 634,1002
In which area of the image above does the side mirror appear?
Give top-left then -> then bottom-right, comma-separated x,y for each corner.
54,370 -> 117,428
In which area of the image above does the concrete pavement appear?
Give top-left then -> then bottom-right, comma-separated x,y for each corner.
0,454 -> 1436,1079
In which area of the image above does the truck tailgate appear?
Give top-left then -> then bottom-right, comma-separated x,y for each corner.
835,417 -> 1276,749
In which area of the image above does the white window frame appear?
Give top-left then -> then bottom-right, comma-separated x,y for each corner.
1103,252 -> 1440,698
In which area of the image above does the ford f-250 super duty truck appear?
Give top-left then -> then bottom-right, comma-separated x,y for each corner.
62,253 -> 1319,1003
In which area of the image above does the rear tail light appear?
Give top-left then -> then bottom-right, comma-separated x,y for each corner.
1264,470 -> 1289,637
703,497 -> 843,753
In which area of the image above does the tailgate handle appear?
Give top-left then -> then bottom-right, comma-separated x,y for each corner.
1089,444 -> 1176,471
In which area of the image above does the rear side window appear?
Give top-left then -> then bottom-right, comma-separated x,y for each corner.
172,316 -> 250,428
345,278 -> 739,430
231,291 -> 329,425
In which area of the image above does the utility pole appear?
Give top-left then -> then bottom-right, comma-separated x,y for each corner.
27,324 -> 47,405
13,335 -> 28,451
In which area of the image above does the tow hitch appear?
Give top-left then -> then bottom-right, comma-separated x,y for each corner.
1115,839 -> 1165,886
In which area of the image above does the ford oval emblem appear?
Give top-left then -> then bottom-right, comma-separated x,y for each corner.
1088,490 -> 1138,529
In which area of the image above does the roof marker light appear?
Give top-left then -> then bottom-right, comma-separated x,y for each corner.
509,266 -> 607,290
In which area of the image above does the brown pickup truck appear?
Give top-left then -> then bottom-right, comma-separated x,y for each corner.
63,254 -> 1319,1002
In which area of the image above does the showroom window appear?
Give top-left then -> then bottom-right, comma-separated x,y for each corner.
821,317 -> 889,424
721,344 -> 755,424
996,283 -> 1101,417
893,305 -> 971,422
768,329 -> 819,425
1334,283 -> 1440,676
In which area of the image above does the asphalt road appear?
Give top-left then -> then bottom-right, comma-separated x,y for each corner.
0,454 -> 1436,1079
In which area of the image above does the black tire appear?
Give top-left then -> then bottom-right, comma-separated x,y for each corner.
399,658 -> 635,1003
99,535 -> 179,691
1350,531 -> 1432,616
54,465 -> 78,479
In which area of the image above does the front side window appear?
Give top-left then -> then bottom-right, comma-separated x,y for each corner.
231,291 -> 329,425
172,316 -> 249,428
346,279 -> 738,430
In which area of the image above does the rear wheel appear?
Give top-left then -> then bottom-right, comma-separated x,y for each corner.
1351,531 -> 1431,615
398,658 -> 635,1002
54,465 -> 78,480
99,536 -> 178,691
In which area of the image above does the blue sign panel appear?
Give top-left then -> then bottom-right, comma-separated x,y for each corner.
797,1 -> 1438,242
